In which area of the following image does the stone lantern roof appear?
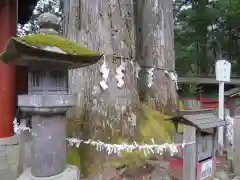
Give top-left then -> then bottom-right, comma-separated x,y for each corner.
1,12 -> 102,69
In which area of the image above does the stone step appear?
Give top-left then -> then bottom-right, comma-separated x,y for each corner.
0,169 -> 17,180
215,171 -> 230,180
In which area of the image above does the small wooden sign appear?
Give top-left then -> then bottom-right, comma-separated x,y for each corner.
215,60 -> 231,82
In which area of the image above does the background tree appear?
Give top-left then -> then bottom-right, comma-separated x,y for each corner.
17,0 -> 62,36
174,0 -> 240,76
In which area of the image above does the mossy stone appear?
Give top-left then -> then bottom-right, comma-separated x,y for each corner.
16,34 -> 100,56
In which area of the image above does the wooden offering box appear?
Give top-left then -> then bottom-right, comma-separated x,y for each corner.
166,110 -> 227,180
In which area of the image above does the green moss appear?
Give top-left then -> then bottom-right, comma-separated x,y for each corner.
108,105 -> 183,167
66,118 -> 82,175
16,34 -> 100,56
66,115 -> 98,178
66,148 -> 81,167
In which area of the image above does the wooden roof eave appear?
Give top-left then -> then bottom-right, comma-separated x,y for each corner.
179,76 -> 240,85
165,116 -> 201,130
166,112 -> 228,131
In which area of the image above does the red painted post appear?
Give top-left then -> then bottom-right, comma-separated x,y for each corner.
0,0 -> 17,138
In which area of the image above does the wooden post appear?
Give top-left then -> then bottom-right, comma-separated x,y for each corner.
233,115 -> 240,175
183,100 -> 200,180
0,0 -> 17,138
183,126 -> 196,180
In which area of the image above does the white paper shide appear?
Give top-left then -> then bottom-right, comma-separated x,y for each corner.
99,57 -> 109,90
147,67 -> 155,88
115,59 -> 126,88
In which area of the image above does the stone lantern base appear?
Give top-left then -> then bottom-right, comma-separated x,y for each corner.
17,94 -> 80,180
17,165 -> 80,180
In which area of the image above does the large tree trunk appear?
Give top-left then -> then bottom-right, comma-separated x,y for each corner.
135,0 -> 177,114
63,0 -> 139,178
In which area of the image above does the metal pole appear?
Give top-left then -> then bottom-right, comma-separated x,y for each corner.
218,81 -> 224,154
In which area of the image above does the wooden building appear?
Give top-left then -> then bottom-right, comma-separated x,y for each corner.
178,76 -> 240,109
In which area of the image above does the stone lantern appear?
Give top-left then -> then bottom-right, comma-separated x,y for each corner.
0,13 -> 101,180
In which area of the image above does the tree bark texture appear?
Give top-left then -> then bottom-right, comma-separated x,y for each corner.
134,0 -> 177,114
63,0 -> 139,177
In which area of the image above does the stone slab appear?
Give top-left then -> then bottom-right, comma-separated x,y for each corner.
18,94 -> 75,108
0,135 -> 19,146
0,169 -> 17,180
17,165 -> 80,180
0,135 -> 32,180
18,94 -> 75,114
215,171 -> 230,180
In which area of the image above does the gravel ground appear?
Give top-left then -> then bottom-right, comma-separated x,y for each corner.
215,154 -> 236,180
84,154 -> 237,180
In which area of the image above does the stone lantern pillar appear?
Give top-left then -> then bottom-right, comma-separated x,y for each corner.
0,12 -> 102,180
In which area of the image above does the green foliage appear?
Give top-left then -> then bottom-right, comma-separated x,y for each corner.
18,0 -> 62,35
16,34 -> 100,56
174,0 -> 240,76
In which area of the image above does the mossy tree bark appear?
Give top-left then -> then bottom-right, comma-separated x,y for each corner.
63,0 -> 139,178
134,0 -> 177,114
